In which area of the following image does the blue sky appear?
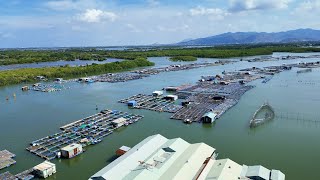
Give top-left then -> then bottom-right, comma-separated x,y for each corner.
0,0 -> 319,48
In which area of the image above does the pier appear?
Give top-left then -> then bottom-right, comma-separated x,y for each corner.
26,109 -> 144,160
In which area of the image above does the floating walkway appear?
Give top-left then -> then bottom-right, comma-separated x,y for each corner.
26,109 -> 144,160
0,150 -> 16,170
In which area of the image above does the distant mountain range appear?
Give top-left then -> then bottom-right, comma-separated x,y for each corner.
176,29 -> 320,45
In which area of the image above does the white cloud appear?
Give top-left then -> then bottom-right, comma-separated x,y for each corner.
190,7 -> 229,19
229,0 -> 291,12
77,9 -> 117,23
295,0 -> 320,12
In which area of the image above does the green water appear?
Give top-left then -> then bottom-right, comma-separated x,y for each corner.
1,53 -> 320,180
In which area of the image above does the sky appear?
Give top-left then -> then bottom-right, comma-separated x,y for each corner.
0,0 -> 319,48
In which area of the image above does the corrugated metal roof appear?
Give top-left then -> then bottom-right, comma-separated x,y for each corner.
89,134 -> 215,180
112,117 -> 127,124
271,169 -> 285,180
34,161 -> 55,171
245,165 -> 270,180
61,143 -> 81,152
202,112 -> 217,119
199,158 -> 243,180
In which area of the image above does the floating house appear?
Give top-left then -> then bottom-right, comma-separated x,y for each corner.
163,95 -> 178,101
89,134 -> 285,180
115,146 -> 131,156
36,76 -> 46,80
78,77 -> 93,83
54,78 -> 63,82
111,118 -> 127,128
212,95 -> 226,101
127,100 -> 137,107
219,81 -> 230,85
32,83 -> 41,87
152,91 -> 163,96
163,86 -> 178,92
201,112 -> 217,123
33,161 -> 56,179
60,143 -> 83,159
181,101 -> 191,106
21,86 -> 29,91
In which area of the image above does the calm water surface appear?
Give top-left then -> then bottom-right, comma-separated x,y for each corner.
0,53 -> 320,180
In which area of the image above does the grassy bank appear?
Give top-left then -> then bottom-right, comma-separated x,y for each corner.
169,56 -> 197,62
0,57 -> 154,86
1,45 -> 320,66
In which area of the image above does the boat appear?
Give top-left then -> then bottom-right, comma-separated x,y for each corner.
249,103 -> 275,128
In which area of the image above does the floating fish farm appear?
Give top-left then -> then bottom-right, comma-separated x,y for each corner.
0,150 -> 16,170
90,63 -> 218,83
118,94 -> 183,113
26,109 -> 144,160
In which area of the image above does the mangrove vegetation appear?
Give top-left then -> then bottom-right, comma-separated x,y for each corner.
1,44 -> 320,66
0,57 -> 154,86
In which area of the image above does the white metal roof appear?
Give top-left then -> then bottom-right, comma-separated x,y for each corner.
89,134 -> 215,180
245,165 -> 270,180
112,117 -> 127,124
34,161 -> 55,171
271,169 -> 285,180
198,158 -> 243,180
61,143 -> 81,151
119,146 -> 131,152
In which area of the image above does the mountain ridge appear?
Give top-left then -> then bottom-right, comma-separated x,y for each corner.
176,28 -> 320,45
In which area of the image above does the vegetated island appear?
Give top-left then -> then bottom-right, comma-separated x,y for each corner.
0,57 -> 154,86
1,44 -> 320,66
169,56 -> 197,62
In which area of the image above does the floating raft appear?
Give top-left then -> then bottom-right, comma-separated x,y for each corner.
26,109 -> 144,160
0,150 -> 16,170
250,103 -> 275,128
0,172 -> 16,180
297,68 -> 312,74
118,94 -> 183,113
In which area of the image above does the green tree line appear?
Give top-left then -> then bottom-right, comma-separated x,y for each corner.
0,57 -> 154,86
1,45 -> 320,65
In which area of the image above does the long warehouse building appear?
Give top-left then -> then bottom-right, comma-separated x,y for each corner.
89,134 -> 285,180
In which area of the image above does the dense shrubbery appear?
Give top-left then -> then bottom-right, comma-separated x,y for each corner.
0,57 -> 154,86
1,45 -> 320,65
169,56 -> 197,61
